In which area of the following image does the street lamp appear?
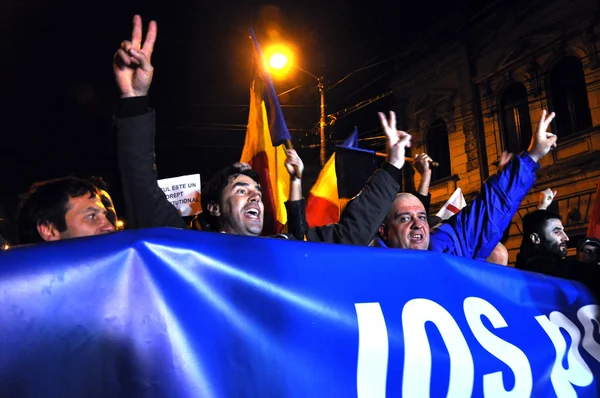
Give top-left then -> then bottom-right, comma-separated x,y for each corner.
267,49 -> 327,166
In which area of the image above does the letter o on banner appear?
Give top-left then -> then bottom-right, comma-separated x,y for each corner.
402,298 -> 474,398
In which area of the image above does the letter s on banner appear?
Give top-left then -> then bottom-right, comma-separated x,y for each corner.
463,297 -> 532,397
355,303 -> 389,398
402,298 -> 474,398
535,312 -> 593,398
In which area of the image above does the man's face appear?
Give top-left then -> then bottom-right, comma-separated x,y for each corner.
577,243 -> 599,265
382,194 -> 430,250
539,218 -> 569,257
217,174 -> 264,236
58,194 -> 116,240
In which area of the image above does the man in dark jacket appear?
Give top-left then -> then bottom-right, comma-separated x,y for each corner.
515,209 -> 569,273
113,15 -> 409,245
515,210 -> 600,298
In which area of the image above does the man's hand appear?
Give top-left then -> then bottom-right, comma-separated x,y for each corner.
284,149 -> 304,181
538,188 -> 557,210
113,15 -> 157,98
497,151 -> 513,169
527,110 -> 557,163
413,153 -> 433,176
378,111 -> 411,170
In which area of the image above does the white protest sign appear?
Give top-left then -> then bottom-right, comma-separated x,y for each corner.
157,174 -> 201,216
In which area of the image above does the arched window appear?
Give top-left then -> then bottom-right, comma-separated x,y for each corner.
549,56 -> 592,136
426,119 -> 451,182
500,82 -> 533,153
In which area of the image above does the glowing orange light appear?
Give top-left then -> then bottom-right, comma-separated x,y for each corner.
263,44 -> 294,78
269,53 -> 288,69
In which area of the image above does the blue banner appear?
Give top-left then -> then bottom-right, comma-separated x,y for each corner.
0,228 -> 599,397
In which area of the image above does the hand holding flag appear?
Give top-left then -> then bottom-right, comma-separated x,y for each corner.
284,149 -> 304,181
413,153 -> 434,176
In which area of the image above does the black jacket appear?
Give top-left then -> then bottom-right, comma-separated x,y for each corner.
285,162 -> 402,244
516,250 -> 600,298
115,96 -> 402,245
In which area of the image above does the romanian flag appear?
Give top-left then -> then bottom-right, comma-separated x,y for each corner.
305,128 -> 380,228
588,177 -> 600,239
240,30 -> 292,236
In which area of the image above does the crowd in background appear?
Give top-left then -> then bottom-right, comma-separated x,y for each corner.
1,15 -> 599,296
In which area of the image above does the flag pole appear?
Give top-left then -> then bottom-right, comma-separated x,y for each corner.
374,152 -> 439,167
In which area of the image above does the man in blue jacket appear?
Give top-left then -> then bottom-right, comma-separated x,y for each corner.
378,110 -> 557,259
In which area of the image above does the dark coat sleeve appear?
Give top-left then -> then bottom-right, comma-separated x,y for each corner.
115,99 -> 187,230
284,200 -> 309,240
286,162 -> 402,245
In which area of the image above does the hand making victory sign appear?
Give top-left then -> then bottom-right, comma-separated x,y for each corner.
378,111 -> 412,170
113,15 -> 157,98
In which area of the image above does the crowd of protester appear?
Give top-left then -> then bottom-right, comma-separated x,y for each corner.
1,15 -> 599,296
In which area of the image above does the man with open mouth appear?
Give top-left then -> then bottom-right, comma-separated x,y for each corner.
113,15 -> 409,244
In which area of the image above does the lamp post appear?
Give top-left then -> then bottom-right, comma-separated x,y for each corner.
268,52 -> 327,166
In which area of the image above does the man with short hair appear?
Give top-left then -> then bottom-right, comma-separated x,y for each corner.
200,164 -> 264,236
515,212 -> 600,299
113,16 -> 409,245
514,210 -> 569,273
17,177 -> 115,244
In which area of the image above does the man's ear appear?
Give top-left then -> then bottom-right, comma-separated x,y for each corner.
207,202 -> 221,217
529,232 -> 541,245
378,223 -> 388,242
37,223 -> 61,242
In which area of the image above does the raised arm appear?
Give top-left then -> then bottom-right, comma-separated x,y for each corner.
113,15 -> 186,230
301,111 -> 411,245
437,110 -> 556,258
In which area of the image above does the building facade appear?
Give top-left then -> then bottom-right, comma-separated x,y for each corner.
391,0 -> 600,263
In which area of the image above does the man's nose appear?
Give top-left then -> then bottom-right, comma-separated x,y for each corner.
410,217 -> 423,228
249,191 -> 261,203
100,216 -> 116,232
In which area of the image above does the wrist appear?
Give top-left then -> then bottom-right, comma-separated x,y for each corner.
121,90 -> 147,99
527,152 -> 541,163
387,157 -> 404,170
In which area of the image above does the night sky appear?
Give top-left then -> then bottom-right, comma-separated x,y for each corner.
0,0 -> 485,225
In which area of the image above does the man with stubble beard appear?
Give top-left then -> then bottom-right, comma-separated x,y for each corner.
515,210 -> 569,274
